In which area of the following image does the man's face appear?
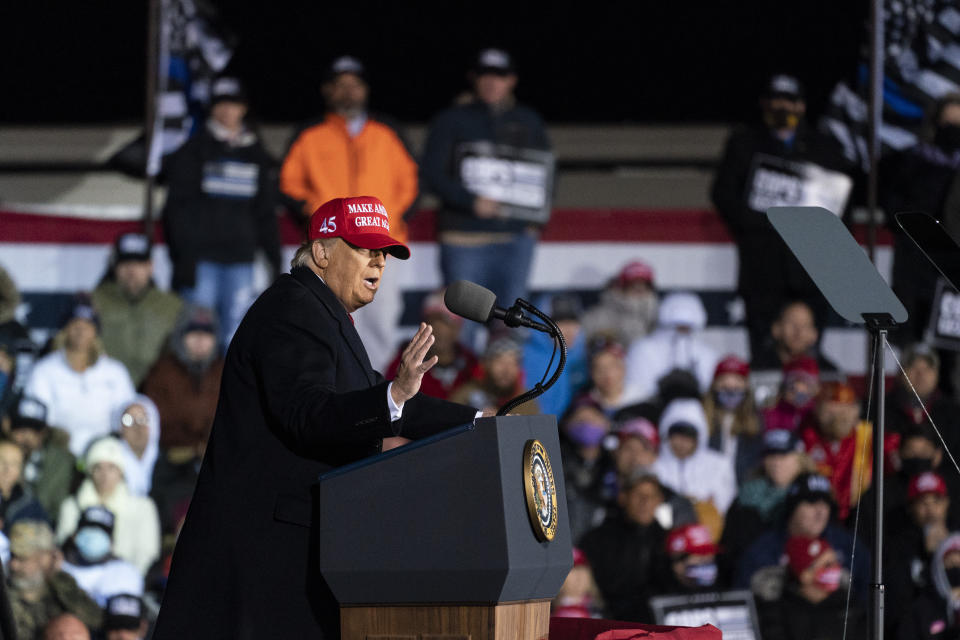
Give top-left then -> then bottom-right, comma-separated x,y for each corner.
474,72 -> 516,106
614,437 -> 657,475
904,358 -> 939,399
183,330 -> 217,363
911,493 -> 949,527
486,352 -> 521,392
788,500 -> 831,537
323,73 -> 368,117
211,101 -> 247,131
773,303 -> 818,357
619,479 -> 663,526
114,260 -> 153,299
816,399 -> 860,440
590,351 -> 625,395
321,240 -> 386,313
10,428 -> 43,455
9,549 -> 54,592
120,404 -> 150,452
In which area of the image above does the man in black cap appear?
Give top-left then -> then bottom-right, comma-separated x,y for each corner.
711,74 -> 852,361
421,48 -> 552,351
60,507 -> 142,608
102,594 -> 147,640
92,232 -> 183,385
162,75 -> 282,351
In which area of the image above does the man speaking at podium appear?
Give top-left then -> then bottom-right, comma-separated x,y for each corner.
154,196 -> 480,639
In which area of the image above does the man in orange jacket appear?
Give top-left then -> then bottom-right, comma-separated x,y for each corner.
280,56 -> 418,371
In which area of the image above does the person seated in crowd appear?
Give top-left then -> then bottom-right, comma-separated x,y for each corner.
624,292 -> 719,402
7,520 -> 103,640
611,417 -> 659,481
102,594 -> 148,640
162,76 -> 282,350
24,295 -> 135,458
884,471 -> 952,635
449,337 -> 539,414
800,381 -> 894,522
757,536 -> 864,640
663,523 -> 723,593
551,548 -> 602,619
43,614 -> 91,640
557,403 -> 617,542
60,507 -> 142,607
523,294 -> 588,418
652,398 -> 736,533
703,355 -> 763,484
111,396 -> 160,498
580,260 -> 659,346
750,300 -> 840,376
735,473 -> 870,602
6,396 -> 76,526
386,291 -> 479,400
91,232 -> 183,386
719,429 -> 812,585
57,438 -> 160,576
578,473 -> 671,623
572,336 -> 636,416
0,438 -> 47,533
899,533 -> 960,640
762,355 -> 820,433
886,343 -> 960,454
141,305 -> 222,532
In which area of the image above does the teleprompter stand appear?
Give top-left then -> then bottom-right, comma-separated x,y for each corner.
766,206 -> 908,640
313,415 -> 573,640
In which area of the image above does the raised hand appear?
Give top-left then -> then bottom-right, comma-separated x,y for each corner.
390,323 -> 438,405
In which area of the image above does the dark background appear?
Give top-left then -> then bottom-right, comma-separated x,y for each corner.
0,1 -> 868,124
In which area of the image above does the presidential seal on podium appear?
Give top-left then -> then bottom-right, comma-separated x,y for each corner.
523,439 -> 558,541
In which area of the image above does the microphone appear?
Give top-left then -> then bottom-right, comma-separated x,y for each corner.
443,280 -> 552,333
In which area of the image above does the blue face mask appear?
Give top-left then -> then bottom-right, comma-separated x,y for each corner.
74,527 -> 112,563
714,389 -> 746,410
566,422 -> 608,447
684,562 -> 718,587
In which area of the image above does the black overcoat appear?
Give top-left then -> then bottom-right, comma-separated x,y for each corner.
153,266 -> 478,639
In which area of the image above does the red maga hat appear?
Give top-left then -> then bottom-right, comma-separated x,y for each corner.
714,355 -> 750,379
783,355 -> 820,381
666,524 -> 718,556
617,260 -> 655,286
786,536 -> 832,577
308,196 -> 410,260
908,471 -> 948,501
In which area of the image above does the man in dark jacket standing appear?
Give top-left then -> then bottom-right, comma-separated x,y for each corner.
152,196 -> 478,639
711,74 -> 851,360
421,48 -> 552,350
161,76 -> 282,351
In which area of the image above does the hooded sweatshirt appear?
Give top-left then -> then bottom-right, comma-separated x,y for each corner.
624,293 -> 719,403
652,398 -> 736,514
111,394 -> 161,497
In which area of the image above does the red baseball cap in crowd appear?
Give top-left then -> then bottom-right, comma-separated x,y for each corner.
616,417 -> 660,450
617,260 -> 655,287
908,471 -> 948,501
714,355 -> 750,379
783,355 -> 820,383
666,524 -> 718,556
308,196 -> 410,259
786,536 -> 832,577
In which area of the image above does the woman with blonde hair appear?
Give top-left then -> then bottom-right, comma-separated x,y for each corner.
703,355 -> 763,484
23,294 -> 135,457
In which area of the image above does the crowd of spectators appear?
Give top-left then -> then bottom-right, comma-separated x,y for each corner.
3,48 -> 960,639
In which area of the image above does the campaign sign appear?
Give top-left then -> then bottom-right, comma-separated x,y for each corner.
927,278 -> 960,351
456,141 -> 555,224
746,154 -> 852,216
650,590 -> 760,640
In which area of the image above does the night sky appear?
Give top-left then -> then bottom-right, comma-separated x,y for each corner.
1,1 -> 868,125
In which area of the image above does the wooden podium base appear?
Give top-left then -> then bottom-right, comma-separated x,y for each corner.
340,600 -> 551,640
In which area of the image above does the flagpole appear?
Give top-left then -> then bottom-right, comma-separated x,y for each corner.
143,0 -> 160,239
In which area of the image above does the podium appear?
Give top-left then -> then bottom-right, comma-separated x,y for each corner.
314,415 -> 573,640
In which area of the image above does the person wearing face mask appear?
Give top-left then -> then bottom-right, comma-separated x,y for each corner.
711,74 -> 851,362
718,429 -> 813,586
60,507 -> 142,608
581,261 -> 659,347
703,355 -> 763,484
882,94 -> 960,348
758,536 -> 865,640
663,524 -> 723,594
56,438 -> 160,576
899,534 -> 960,640
558,403 -> 617,542
762,356 -> 820,433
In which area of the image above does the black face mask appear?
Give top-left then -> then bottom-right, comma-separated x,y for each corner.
900,457 -> 934,478
946,566 -> 960,587
935,124 -> 960,152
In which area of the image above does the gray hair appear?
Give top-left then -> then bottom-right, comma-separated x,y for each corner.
290,238 -> 337,269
